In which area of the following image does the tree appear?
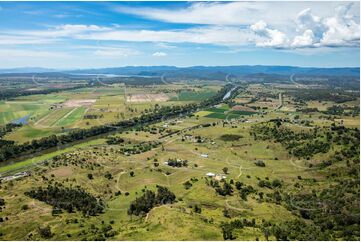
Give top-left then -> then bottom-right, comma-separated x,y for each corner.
87,173 -> 93,180
255,160 -> 266,167
130,171 -> 135,177
222,167 -> 229,174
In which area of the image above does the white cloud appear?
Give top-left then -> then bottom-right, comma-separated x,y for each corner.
156,42 -> 176,49
320,3 -> 360,47
0,35 -> 58,45
291,29 -> 315,48
75,26 -> 255,46
250,21 -> 288,48
152,52 -> 167,57
114,1 -> 357,27
94,47 -> 140,57
0,3 -> 358,51
250,3 -> 359,49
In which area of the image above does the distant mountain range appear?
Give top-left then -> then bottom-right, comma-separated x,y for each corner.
0,65 -> 359,77
0,67 -> 58,74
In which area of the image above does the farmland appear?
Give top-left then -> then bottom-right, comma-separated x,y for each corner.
0,74 -> 359,241
1,84 -> 219,143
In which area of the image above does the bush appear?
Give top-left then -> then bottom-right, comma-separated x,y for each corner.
21,204 -> 29,210
38,226 -> 52,239
183,181 -> 192,190
255,160 -> 266,167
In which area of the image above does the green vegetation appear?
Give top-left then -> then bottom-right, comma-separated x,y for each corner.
219,134 -> 242,141
128,186 -> 176,216
0,77 -> 359,240
25,184 -> 104,216
173,91 -> 217,101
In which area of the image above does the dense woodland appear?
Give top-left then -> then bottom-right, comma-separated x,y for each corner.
286,88 -> 358,103
127,186 -> 176,216
25,184 -> 104,216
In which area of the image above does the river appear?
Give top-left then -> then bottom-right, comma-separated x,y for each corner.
223,86 -> 237,100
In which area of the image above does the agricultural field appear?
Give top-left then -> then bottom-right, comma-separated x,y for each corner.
199,104 -> 258,120
1,83 -> 219,143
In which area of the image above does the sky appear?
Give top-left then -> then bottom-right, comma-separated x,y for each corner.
0,1 -> 359,69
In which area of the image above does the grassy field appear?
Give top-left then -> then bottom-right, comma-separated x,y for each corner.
172,91 -> 217,101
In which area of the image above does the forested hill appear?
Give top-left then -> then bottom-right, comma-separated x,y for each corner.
1,65 -> 359,77
67,65 -> 360,77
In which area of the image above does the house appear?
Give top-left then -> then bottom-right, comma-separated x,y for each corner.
200,154 -> 208,158
206,172 -> 215,177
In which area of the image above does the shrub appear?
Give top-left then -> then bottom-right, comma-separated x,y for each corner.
255,160 -> 266,167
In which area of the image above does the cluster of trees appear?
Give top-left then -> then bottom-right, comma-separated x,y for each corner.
84,114 -> 104,119
270,219 -> 330,240
207,179 -> 233,196
219,134 -> 242,141
258,179 -> 282,189
296,107 -> 319,113
25,184 -> 104,216
251,121 -> 330,159
119,141 -> 161,155
323,105 -> 359,117
127,185 -> 176,216
206,179 -> 257,200
0,84 -> 234,163
284,179 -> 359,240
221,218 -> 259,240
183,177 -> 198,190
106,136 -> 124,145
0,123 -> 22,138
287,88 -> 357,104
166,158 -> 188,167
0,83 -> 89,100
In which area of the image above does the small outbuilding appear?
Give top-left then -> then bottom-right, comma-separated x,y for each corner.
206,172 -> 215,177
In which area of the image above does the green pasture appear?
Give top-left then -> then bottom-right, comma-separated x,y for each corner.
172,91 -> 217,101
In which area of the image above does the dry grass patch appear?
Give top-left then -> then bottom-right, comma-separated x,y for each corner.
126,93 -> 169,103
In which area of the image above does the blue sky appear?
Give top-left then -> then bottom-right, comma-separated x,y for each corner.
0,1 -> 359,68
